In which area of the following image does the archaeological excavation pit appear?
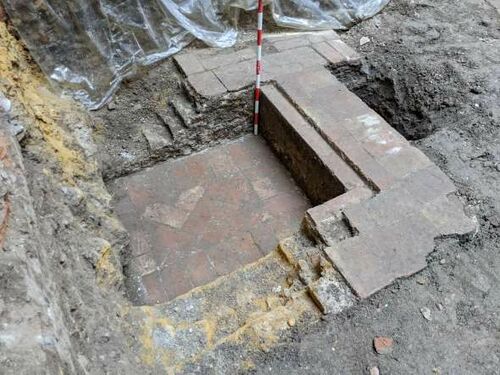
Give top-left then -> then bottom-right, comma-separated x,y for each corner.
105,30 -> 476,309
1,10 -> 484,370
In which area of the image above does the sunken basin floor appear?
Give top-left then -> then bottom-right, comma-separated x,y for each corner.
109,135 -> 311,304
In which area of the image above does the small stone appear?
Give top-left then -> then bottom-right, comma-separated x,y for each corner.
8,122 -> 25,139
370,366 -> 380,375
360,36 -> 371,46
287,318 -> 296,327
0,93 -> 11,113
439,259 -> 446,265
107,101 -> 117,110
416,276 -> 426,285
373,336 -> 393,355
420,307 -> 432,321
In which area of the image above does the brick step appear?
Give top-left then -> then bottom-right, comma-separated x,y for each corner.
258,66 -> 475,300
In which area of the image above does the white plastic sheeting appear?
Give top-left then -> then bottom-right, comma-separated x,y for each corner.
1,0 -> 389,109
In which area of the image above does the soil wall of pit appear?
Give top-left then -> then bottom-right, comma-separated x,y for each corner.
0,18 -> 143,373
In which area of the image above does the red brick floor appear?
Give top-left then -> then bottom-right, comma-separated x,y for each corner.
110,135 -> 311,304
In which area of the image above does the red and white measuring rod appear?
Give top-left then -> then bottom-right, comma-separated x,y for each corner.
253,0 -> 264,135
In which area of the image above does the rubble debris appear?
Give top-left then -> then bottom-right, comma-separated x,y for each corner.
373,336 -> 394,355
420,307 -> 432,321
360,36 -> 371,46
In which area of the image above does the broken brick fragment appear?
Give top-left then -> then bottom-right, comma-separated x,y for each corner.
373,336 -> 394,355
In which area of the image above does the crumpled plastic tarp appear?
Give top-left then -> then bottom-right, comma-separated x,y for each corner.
1,0 -> 389,109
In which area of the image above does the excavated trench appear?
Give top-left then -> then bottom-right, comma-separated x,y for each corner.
86,37 -> 461,372
107,109 -> 347,305
1,1 -> 496,372
102,47 -> 430,308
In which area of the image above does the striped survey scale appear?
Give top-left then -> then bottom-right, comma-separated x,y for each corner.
253,0 -> 264,135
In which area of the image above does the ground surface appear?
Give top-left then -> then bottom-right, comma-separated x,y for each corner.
110,135 -> 309,304
249,0 -> 500,373
1,0 -> 498,373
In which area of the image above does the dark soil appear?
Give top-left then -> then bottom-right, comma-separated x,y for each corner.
249,0 -> 500,373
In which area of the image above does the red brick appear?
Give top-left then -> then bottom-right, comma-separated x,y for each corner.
361,126 -> 408,159
306,187 -> 373,225
0,5 -> 6,22
201,49 -> 243,70
374,336 -> 394,355
377,146 -> 432,179
185,250 -> 217,287
207,241 -> 242,277
127,184 -> 154,213
251,177 -> 280,200
327,39 -> 361,63
233,232 -> 264,265
213,60 -> 254,91
131,253 -> 158,276
141,271 -> 167,305
143,203 -> 190,229
263,192 -> 309,215
206,149 -> 240,178
174,53 -> 205,76
262,62 -> 305,82
335,135 -> 395,191
345,112 -> 386,141
160,265 -> 193,301
249,222 -> 279,255
128,230 -> 152,258
188,71 -> 227,97
312,42 -> 346,64
398,165 -> 456,204
272,37 -> 311,51
180,155 -> 211,180
151,225 -> 193,266
263,46 -> 326,68
112,134 -> 311,302
307,30 -> 340,43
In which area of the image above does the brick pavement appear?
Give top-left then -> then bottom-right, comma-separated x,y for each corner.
110,135 -> 310,304
174,30 -> 359,97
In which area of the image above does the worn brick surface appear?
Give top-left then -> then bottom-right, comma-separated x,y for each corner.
327,39 -> 361,62
133,33 -> 474,303
188,71 -> 227,97
111,135 -> 310,303
272,37 -> 311,51
261,85 -> 365,193
174,53 -> 205,76
256,51 -> 474,299
325,186 -> 474,298
182,31 -> 351,95
311,42 -> 346,65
